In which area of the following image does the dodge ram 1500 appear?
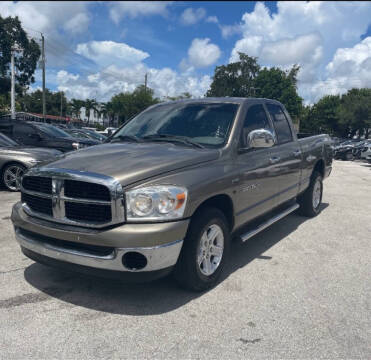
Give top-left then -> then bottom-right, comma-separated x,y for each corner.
12,98 -> 333,291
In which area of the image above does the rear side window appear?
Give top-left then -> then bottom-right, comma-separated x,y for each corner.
241,104 -> 272,147
266,103 -> 293,144
14,124 -> 37,138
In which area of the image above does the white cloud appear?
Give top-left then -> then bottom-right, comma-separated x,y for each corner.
109,1 -> 172,24
57,70 -> 80,84
227,1 -> 371,103
219,24 -> 242,39
301,37 -> 371,103
260,33 -> 323,66
230,36 -> 263,59
186,38 -> 221,68
63,13 -> 90,34
180,7 -> 206,25
75,41 -> 150,68
206,16 -> 218,24
0,1 -> 90,35
56,64 -> 212,101
0,1 -> 93,68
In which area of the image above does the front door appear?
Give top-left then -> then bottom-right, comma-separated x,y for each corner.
234,103 -> 280,228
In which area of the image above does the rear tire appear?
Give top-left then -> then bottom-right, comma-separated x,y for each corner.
297,171 -> 323,217
174,207 -> 230,292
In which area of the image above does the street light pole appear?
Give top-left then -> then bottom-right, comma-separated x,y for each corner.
10,48 -> 15,120
41,33 -> 46,122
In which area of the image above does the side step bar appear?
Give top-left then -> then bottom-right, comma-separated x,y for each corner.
240,203 -> 299,242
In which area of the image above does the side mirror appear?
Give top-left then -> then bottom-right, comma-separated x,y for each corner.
246,129 -> 275,149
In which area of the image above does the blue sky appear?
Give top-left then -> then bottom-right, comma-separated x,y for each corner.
1,1 -> 371,104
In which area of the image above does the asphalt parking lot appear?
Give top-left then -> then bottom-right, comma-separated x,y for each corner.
0,160 -> 370,359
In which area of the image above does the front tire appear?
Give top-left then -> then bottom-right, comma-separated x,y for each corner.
2,163 -> 26,191
174,207 -> 230,291
297,171 -> 323,217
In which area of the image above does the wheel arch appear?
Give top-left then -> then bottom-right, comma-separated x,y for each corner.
312,159 -> 325,178
191,194 -> 234,231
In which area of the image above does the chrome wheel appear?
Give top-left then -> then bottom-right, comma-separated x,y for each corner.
197,224 -> 224,276
312,178 -> 322,209
3,165 -> 25,191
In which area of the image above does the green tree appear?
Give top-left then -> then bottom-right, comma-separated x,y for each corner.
300,96 -> 341,135
206,53 -> 260,97
19,89 -> 68,116
84,98 -> 98,125
110,85 -> 159,124
338,88 -> 371,138
255,66 -> 303,119
0,15 -> 41,97
165,92 -> 192,101
68,98 -> 85,119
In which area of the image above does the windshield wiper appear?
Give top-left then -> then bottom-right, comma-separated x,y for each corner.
110,135 -> 141,143
142,134 -> 204,149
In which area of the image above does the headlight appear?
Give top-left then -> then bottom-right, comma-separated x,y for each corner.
72,142 -> 89,150
126,185 -> 187,222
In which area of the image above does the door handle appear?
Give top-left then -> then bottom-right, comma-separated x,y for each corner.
293,149 -> 301,156
269,156 -> 281,164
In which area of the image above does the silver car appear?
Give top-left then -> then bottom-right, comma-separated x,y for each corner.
0,132 -> 61,191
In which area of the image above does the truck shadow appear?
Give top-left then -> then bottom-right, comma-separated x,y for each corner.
24,203 -> 329,316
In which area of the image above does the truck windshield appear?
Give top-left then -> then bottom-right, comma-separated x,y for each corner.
112,102 -> 239,147
32,123 -> 73,139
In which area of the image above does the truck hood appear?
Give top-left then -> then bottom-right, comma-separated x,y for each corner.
41,142 -> 220,186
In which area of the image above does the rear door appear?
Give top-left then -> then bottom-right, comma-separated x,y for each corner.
265,102 -> 302,206
234,102 -> 280,227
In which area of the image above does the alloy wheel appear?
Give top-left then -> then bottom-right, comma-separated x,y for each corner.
3,165 -> 25,191
197,224 -> 224,276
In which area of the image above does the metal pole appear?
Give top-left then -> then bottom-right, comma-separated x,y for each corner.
60,91 -> 63,118
11,49 -> 15,120
41,33 -> 46,122
144,73 -> 147,93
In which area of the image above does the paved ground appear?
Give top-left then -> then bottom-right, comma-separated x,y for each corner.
0,160 -> 370,359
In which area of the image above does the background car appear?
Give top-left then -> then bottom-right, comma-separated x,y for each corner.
3,121 -> 99,152
80,128 -> 107,142
63,128 -> 95,140
360,140 -> 371,160
0,132 -> 61,191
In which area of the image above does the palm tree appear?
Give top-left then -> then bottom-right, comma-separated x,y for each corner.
84,98 -> 98,125
69,99 -> 84,119
99,102 -> 114,127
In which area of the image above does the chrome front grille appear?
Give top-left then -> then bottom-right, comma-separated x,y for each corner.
20,168 -> 125,228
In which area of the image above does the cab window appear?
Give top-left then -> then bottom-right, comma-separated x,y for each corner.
241,104 -> 271,148
266,103 -> 293,144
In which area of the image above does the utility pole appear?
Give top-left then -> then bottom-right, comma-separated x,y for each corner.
60,91 -> 63,118
10,48 -> 16,120
144,73 -> 147,93
41,33 -> 46,122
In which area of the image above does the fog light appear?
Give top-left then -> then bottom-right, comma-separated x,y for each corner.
122,252 -> 147,271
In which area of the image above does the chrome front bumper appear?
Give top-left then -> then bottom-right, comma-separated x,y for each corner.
15,227 -> 183,272
12,202 -> 188,274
